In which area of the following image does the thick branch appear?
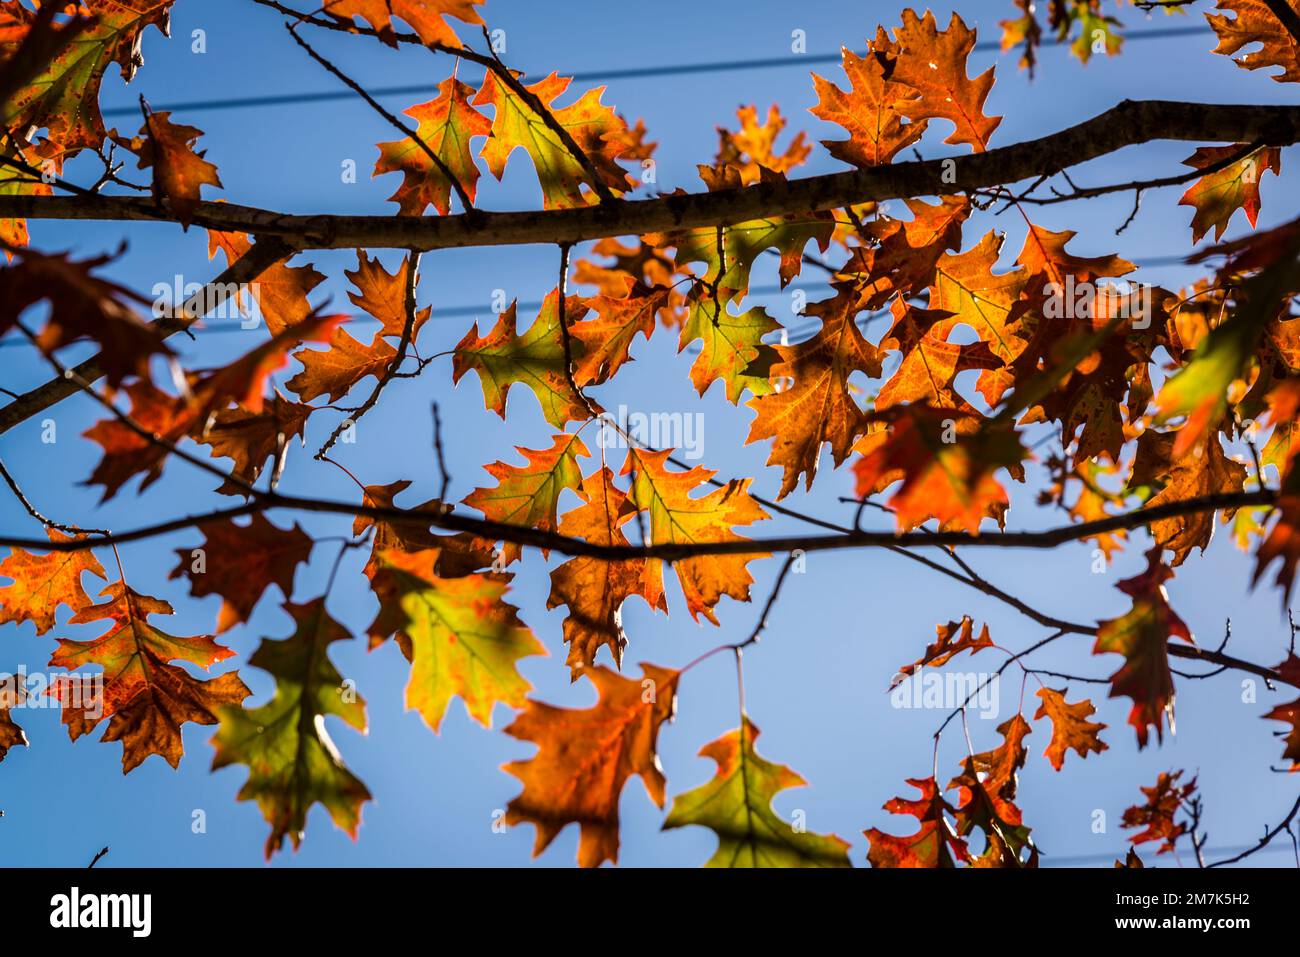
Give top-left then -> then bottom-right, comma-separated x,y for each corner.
0,484 -> 1275,563
0,101 -> 1296,251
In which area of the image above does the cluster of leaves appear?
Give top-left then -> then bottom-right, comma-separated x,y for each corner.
0,0 -> 1298,867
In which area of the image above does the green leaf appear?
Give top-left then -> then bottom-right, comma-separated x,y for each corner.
663,716 -> 851,867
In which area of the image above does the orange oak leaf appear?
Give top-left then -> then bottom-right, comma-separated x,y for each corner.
1033,686 -> 1109,771
746,290 -> 881,498
82,380 -> 193,501
547,468 -> 664,680
571,277 -> 666,386
197,312 -> 347,415
286,325 -> 396,403
366,548 -> 545,733
853,406 -> 1024,533
886,10 -> 1002,152
502,663 -> 680,867
714,103 -> 811,184
1179,144 -> 1281,244
323,0 -> 484,47
0,529 -> 106,635
1130,429 -> 1246,566
452,293 -> 597,427
83,315 -> 343,500
112,110 -> 222,227
474,71 -> 633,209
0,247 -> 170,386
837,195 -> 970,310
1122,770 -> 1197,853
207,231 -> 325,335
374,77 -> 491,215
573,237 -> 689,326
865,776 -> 970,868
50,581 -> 250,772
810,37 -> 927,167
1263,654 -> 1300,770
169,515 -> 313,632
346,250 -> 429,340
876,300 -> 1000,412
1255,491 -> 1300,601
197,396 -> 315,495
1093,547 -> 1193,747
625,447 -> 769,624
1207,0 -> 1300,83
461,432 -> 589,565
211,598 -> 369,857
894,615 -> 994,685
959,714 -> 1032,806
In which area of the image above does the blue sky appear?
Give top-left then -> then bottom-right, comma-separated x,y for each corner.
0,0 -> 1297,867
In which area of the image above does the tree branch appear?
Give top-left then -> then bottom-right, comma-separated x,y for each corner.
0,102 -> 1295,251
0,235 -> 295,435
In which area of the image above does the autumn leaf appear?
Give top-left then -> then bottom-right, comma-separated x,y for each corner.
746,290 -> 881,498
1033,687 -> 1108,771
948,751 -> 1037,867
663,717 -> 852,867
286,326 -> 396,403
875,300 -> 1000,412
0,701 -> 24,763
625,447 -> 769,624
1254,490 -> 1300,601
211,598 -> 370,858
197,396 -> 314,495
1179,145 -> 1281,244
207,231 -> 325,335
853,406 -> 1024,534
714,104 -> 810,184
569,277 -> 666,386
474,70 -> 633,209
1207,0 -> 1300,83
502,664 -> 679,867
865,776 -> 970,868
367,548 -> 544,733
0,529 -> 106,635
678,284 -> 781,403
547,468 -> 663,680
462,432 -> 588,565
323,0 -> 484,47
886,10 -> 1002,152
810,37 -> 926,167
169,516 -> 313,632
374,77 -> 491,215
50,581 -> 250,772
0,247 -> 170,386
1122,770 -> 1197,854
112,110 -> 222,227
1263,653 -> 1300,770
82,381 -> 193,502
452,293 -> 597,428
659,208 -> 832,303
0,0 -> 174,155
1130,429 -> 1246,565
1093,547 -> 1193,748
894,616 -> 994,685
960,715 -> 1032,807
346,250 -> 430,340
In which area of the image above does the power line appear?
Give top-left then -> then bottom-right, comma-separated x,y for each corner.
101,25 -> 1209,119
